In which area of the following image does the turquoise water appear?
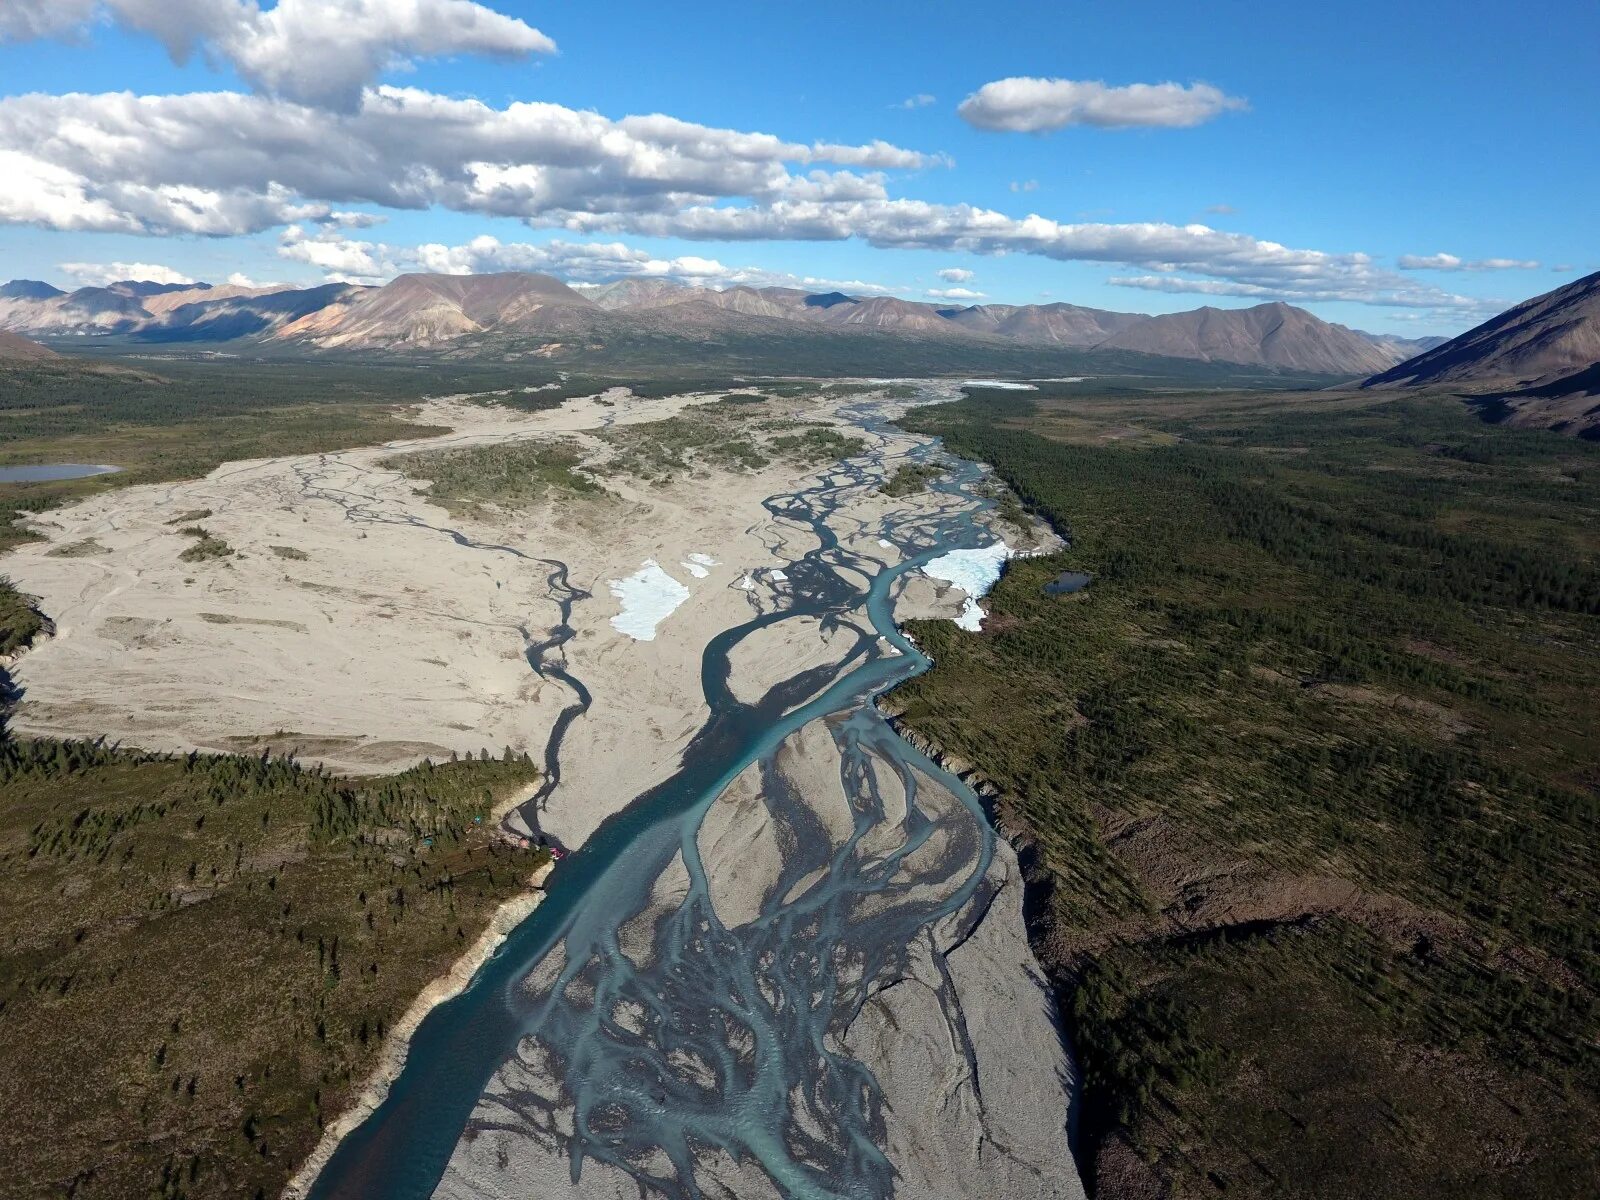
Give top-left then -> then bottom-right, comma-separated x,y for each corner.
309,405 -> 1008,1199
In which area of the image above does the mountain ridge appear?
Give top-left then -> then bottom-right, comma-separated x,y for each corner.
0,271 -> 1450,375
1364,271 -> 1600,438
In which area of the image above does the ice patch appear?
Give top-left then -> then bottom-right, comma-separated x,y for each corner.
736,573 -> 756,591
681,552 -> 718,579
923,542 -> 1012,631
608,559 -> 691,641
960,379 -> 1037,391
877,538 -> 894,548
770,569 -> 788,582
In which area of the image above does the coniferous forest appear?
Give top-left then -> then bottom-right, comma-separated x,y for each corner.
894,386 -> 1600,1199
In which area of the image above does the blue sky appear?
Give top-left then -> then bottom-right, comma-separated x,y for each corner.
0,0 -> 1594,335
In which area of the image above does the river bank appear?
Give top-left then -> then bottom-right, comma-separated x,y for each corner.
283,856 -> 557,1200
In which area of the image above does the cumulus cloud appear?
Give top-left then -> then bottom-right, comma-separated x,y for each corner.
927,286 -> 985,300
59,260 -> 197,286
937,267 -> 975,283
0,87 -> 941,237
0,0 -> 98,41
277,227 -> 901,294
1397,252 -> 1539,271
558,201 -> 1500,316
0,84 -> 1488,315
8,0 -> 556,111
959,77 -> 1247,132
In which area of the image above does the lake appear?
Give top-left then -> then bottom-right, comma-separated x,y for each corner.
1044,570 -> 1093,595
0,464 -> 120,483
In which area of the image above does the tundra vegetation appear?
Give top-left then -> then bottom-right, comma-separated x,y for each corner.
177,526 -> 235,562
879,461 -> 947,497
0,731 -> 544,1200
383,438 -> 604,515
893,386 -> 1600,1199
594,394 -> 867,483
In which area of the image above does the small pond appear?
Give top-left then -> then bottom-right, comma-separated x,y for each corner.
0,464 -> 121,483
1044,570 -> 1093,595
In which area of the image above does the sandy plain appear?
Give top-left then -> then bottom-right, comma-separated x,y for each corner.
0,385 -> 973,848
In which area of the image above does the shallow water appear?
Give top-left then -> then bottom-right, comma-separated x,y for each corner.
1045,570 -> 1093,596
0,463 -> 120,482
307,397 -> 1028,1199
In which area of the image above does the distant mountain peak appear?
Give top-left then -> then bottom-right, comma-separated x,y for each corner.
0,279 -> 65,301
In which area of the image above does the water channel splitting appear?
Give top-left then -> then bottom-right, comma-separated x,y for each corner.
305,395 -> 1075,1200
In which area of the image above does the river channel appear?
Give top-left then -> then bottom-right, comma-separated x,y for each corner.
306,393 -> 1076,1200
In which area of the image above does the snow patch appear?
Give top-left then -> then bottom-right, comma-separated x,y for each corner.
681,552 -> 718,579
923,543 -> 1012,631
608,560 -> 691,641
960,379 -> 1037,391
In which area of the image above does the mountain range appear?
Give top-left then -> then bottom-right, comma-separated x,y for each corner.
0,273 -> 1446,376
1364,270 -> 1600,439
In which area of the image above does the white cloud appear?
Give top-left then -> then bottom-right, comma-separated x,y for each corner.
1009,179 -> 1039,193
937,267 -> 975,283
12,0 -> 556,111
959,78 -> 1247,132
896,93 -> 936,109
927,287 -> 985,300
276,228 -> 901,295
1397,252 -> 1539,271
1107,273 -> 1504,319
0,0 -> 98,41
60,260 -> 197,286
0,83 -> 1492,316
325,210 -> 387,229
553,202 -> 1499,315
226,271 -> 262,287
0,87 -> 941,237
1205,203 -> 1236,215
0,149 -> 142,232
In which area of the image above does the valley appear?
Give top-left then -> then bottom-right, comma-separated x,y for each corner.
1,377 -> 1083,1200
2,7 -> 1596,1198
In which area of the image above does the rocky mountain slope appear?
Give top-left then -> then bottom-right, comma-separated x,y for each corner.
0,271 -> 1454,375
1364,271 -> 1600,437
1093,301 -> 1402,375
274,272 -> 601,349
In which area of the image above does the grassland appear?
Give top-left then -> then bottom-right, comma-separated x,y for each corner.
0,730 -> 545,1200
892,387 -> 1600,1199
